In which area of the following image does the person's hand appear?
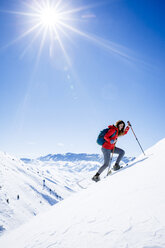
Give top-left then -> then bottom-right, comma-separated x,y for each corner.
110,139 -> 117,144
127,121 -> 131,127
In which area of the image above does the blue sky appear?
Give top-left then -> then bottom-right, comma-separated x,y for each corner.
0,0 -> 165,158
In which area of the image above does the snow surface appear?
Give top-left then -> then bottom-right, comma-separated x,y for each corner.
0,152 -> 102,235
0,139 -> 165,248
0,150 -> 132,236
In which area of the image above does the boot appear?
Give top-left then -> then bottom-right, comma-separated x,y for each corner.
92,173 -> 100,182
113,163 -> 121,171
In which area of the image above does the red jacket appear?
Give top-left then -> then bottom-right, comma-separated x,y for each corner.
102,125 -> 130,150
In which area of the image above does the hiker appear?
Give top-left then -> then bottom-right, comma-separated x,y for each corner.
92,120 -> 131,182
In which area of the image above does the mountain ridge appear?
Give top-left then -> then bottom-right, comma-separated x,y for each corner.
21,152 -> 134,163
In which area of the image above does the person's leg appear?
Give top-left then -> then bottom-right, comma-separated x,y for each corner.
92,148 -> 111,182
113,147 -> 125,170
97,147 -> 111,175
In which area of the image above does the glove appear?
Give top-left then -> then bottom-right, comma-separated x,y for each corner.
110,139 -> 117,144
127,121 -> 131,127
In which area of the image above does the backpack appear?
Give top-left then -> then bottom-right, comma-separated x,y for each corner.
96,127 -> 117,146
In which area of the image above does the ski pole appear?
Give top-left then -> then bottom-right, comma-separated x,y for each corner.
127,121 -> 145,156
107,146 -> 115,176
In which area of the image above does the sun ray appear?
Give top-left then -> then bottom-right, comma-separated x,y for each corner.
56,25 -> 76,46
0,9 -> 40,17
22,0 -> 44,13
49,26 -> 55,57
58,21 -> 133,61
52,26 -> 72,66
35,27 -> 48,66
1,0 -> 140,66
1,22 -> 42,51
1,0 -> 101,58
20,26 -> 44,59
59,2 -> 104,16
54,0 -> 63,10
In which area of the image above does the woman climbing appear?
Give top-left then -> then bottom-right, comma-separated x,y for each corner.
92,120 -> 131,182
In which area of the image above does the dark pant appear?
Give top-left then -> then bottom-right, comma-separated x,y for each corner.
97,147 -> 125,175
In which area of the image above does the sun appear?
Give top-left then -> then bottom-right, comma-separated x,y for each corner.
5,0 -> 91,62
2,1 -> 132,68
39,6 -> 61,28
3,0 -> 85,64
3,0 -> 107,65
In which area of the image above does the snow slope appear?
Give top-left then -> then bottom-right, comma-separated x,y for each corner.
0,151 -> 133,236
0,152 -> 66,235
0,139 -> 165,248
0,152 -> 98,235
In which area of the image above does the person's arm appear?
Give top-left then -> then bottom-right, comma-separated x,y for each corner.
123,126 -> 130,135
104,129 -> 116,143
123,122 -> 131,135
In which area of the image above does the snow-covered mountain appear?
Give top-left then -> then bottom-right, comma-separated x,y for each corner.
0,151 -> 73,236
0,151 -> 134,236
22,152 -> 133,163
23,153 -> 103,162
0,139 -> 165,248
21,152 -> 134,172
